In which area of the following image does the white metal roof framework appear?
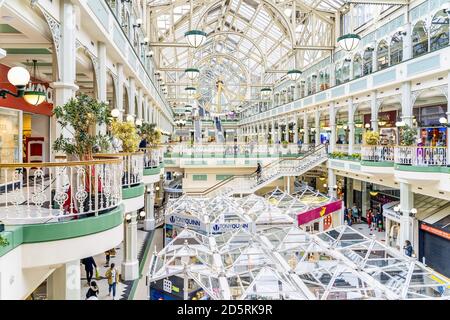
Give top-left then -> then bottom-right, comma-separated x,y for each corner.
148,0 -> 345,108
148,225 -> 450,300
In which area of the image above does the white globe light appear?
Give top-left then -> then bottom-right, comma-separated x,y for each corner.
139,211 -> 146,218
337,33 -> 361,52
23,91 -> 46,106
185,30 -> 207,48
126,114 -> 134,122
7,67 -> 30,87
125,213 -> 132,221
439,117 -> 448,124
111,108 -> 120,118
135,118 -> 143,126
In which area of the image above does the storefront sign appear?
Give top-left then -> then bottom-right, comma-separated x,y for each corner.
166,213 -> 204,232
210,222 -> 253,234
420,223 -> 450,241
297,200 -> 342,226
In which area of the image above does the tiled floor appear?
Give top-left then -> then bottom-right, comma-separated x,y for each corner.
352,221 -> 386,242
80,224 -> 150,300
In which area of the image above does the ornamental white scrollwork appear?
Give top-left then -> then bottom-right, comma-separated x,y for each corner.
31,169 -> 47,208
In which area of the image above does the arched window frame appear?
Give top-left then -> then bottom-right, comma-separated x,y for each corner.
362,47 -> 374,76
390,33 -> 403,66
430,9 -> 449,52
412,20 -> 429,58
352,53 -> 362,79
377,40 -> 389,70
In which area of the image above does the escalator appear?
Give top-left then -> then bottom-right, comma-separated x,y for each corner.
214,117 -> 225,143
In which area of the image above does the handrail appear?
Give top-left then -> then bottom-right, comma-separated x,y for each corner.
187,145 -> 326,196
0,157 -> 122,168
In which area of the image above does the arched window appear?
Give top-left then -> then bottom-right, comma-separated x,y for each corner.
335,63 -> 342,85
307,77 -> 312,95
377,40 -> 389,70
412,21 -> 429,57
363,48 -> 373,76
342,59 -> 351,83
430,10 -> 449,52
390,34 -> 403,65
353,54 -> 362,79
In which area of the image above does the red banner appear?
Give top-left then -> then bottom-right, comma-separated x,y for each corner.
420,223 -> 450,241
297,200 -> 343,226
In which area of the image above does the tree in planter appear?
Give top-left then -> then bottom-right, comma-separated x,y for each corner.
0,235 -> 9,247
110,119 -> 140,153
138,122 -> 161,147
53,94 -> 111,160
52,94 -> 112,215
281,140 -> 289,148
399,125 -> 418,146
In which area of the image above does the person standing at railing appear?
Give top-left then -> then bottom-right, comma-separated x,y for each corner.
139,134 -> 148,148
297,139 -> 302,155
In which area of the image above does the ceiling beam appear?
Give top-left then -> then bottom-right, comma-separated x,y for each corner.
344,0 -> 408,4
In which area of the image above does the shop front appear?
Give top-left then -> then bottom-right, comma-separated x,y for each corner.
414,103 -> 447,147
297,199 -> 343,232
419,216 -> 450,278
364,110 -> 398,145
0,63 -> 53,165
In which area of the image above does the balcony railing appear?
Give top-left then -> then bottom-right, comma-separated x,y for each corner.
394,146 -> 448,167
96,152 -> 144,188
362,146 -> 395,162
0,157 -> 122,224
139,147 -> 164,168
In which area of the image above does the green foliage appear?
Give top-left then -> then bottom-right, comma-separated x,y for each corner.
365,131 -> 380,145
350,153 -> 361,160
52,94 -> 111,160
138,122 -> 161,146
330,151 -> 348,159
268,139 -> 273,145
400,125 -> 418,146
0,235 -> 9,247
281,140 -> 289,147
110,119 -> 140,153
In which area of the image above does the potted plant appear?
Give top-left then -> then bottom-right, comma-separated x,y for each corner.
399,125 -> 418,146
282,140 -> 289,148
110,119 -> 140,186
138,122 -> 162,148
53,94 -> 111,161
52,94 -> 112,215
0,235 -> 9,247
364,131 -> 380,146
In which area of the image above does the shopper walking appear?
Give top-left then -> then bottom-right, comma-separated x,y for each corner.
255,162 -> 262,184
81,256 -> 97,286
86,281 -> 99,300
105,263 -> 120,300
403,240 -> 414,257
351,204 -> 359,224
367,209 -> 373,230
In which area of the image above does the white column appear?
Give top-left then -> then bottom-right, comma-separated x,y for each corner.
447,72 -> 450,165
315,110 -> 320,146
144,184 -> 155,231
329,103 -> 336,152
401,81 -> 413,126
137,87 -> 143,121
277,120 -> 282,143
284,116 -> 288,142
399,182 -> 415,252
50,0 -> 78,161
116,63 -> 124,119
97,41 -> 107,135
121,212 -> 139,280
348,99 -> 355,154
403,17 -> 412,61
293,116 -> 298,144
370,91 -> 379,131
47,260 -> 81,300
303,113 -> 309,146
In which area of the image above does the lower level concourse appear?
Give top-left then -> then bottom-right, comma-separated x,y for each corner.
0,0 -> 449,302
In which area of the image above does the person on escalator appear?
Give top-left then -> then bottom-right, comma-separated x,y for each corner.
255,162 -> 262,183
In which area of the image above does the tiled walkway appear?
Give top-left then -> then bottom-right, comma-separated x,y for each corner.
351,221 -> 386,242
80,223 -> 152,300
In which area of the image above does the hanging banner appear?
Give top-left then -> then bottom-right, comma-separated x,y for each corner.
297,200 -> 343,226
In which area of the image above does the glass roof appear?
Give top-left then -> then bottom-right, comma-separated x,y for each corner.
148,225 -> 450,300
149,0 -> 343,108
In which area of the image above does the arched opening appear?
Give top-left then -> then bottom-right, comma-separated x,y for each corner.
107,72 -> 116,110
75,49 -> 97,99
377,40 -> 389,71
311,74 -> 317,94
430,10 -> 449,52
412,21 -> 429,58
413,88 -> 448,147
353,54 -> 362,79
342,59 -> 351,83
376,96 -> 402,145
363,47 -> 374,76
390,33 -> 403,66
319,69 -> 330,90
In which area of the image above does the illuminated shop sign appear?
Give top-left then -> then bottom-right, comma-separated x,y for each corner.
210,222 -> 252,234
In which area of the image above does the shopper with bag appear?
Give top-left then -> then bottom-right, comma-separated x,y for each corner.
105,263 -> 120,300
86,281 -> 99,300
81,256 -> 98,286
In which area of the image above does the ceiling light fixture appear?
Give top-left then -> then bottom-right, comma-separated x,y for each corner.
185,68 -> 200,80
185,30 -> 207,48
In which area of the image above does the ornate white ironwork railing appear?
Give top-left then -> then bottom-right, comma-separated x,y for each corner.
394,146 -> 448,166
0,157 -> 123,224
140,147 -> 164,168
362,146 -> 395,162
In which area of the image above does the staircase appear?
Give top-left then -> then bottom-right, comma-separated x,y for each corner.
187,146 -> 328,197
